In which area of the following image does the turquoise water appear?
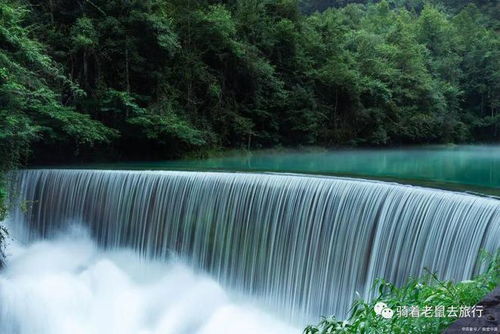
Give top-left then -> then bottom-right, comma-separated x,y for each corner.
76,145 -> 500,195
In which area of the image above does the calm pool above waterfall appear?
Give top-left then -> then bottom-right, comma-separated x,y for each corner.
76,145 -> 500,196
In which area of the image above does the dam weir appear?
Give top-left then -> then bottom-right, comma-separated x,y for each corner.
9,169 -> 500,322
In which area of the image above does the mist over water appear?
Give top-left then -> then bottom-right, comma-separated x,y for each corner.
4,169 -> 500,332
0,226 -> 298,334
8,170 -> 500,324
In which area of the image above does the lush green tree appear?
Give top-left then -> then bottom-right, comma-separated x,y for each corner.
0,0 -> 497,163
452,5 -> 500,140
0,0 -> 115,169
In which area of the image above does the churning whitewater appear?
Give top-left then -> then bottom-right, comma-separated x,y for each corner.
5,169 -> 500,325
0,226 -> 298,334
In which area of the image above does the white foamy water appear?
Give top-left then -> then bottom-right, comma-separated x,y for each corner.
10,170 -> 500,321
0,226 -> 298,334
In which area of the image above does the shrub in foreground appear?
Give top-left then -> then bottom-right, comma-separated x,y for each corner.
305,252 -> 500,334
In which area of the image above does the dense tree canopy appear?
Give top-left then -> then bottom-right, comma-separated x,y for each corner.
0,0 -> 499,165
0,0 -> 116,168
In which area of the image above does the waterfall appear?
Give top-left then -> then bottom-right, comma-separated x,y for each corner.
9,169 -> 500,322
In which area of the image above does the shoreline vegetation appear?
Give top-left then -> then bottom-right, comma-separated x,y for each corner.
305,252 -> 500,334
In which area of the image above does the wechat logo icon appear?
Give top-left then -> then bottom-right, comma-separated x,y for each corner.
374,302 -> 394,319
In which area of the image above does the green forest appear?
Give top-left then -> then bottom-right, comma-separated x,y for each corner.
0,0 -> 499,171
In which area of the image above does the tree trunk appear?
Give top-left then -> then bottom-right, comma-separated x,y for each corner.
83,51 -> 88,85
125,36 -> 131,118
125,37 -> 130,94
48,0 -> 55,24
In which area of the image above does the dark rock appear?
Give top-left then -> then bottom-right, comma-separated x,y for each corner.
443,286 -> 500,333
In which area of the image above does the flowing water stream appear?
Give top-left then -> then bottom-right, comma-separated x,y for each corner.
1,169 -> 499,333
